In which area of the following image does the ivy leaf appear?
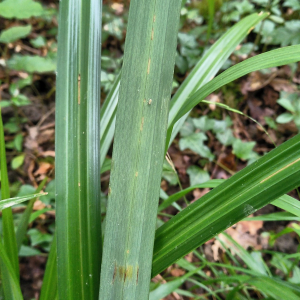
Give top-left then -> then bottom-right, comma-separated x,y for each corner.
7,55 -> 56,73
0,0 -> 45,19
0,25 -> 31,44
276,113 -> 294,124
216,128 -> 235,146
272,21 -> 300,46
283,0 -> 300,10
179,132 -> 214,161
192,116 -> 215,131
187,166 -> 210,186
232,139 -> 256,161
277,98 -> 295,113
11,154 -> 25,170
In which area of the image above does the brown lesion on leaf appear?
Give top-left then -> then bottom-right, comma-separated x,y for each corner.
118,266 -> 125,280
115,265 -> 134,283
124,265 -> 133,282
112,262 -> 117,283
151,28 -> 154,40
153,15 -> 156,22
78,74 -> 81,104
135,172 -> 138,177
108,187 -> 112,196
136,268 -> 139,284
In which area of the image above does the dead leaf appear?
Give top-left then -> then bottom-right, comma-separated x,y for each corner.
212,219 -> 264,260
170,268 -> 186,277
33,162 -> 53,176
33,200 -> 45,211
269,78 -> 298,93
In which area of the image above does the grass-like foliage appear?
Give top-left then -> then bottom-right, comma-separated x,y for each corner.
0,1 -> 300,299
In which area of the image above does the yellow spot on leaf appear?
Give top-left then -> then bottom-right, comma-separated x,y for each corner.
260,158 -> 300,183
147,58 -> 151,74
78,74 -> 81,104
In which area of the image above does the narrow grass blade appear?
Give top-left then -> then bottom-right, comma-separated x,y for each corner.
16,178 -> 48,251
0,192 -> 46,211
0,108 -> 19,280
220,233 -> 269,276
167,12 -> 268,148
272,194 -> 300,217
99,1 -> 181,299
169,45 -> 300,139
149,267 -> 203,300
152,133 -> 300,276
55,0 -> 102,299
40,233 -> 57,300
100,158 -> 111,174
0,241 -> 23,300
248,277 -> 300,299
246,212 -> 300,221
158,179 -> 223,212
100,73 -> 120,168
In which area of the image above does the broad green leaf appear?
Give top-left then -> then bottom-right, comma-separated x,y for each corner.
276,112 -> 294,123
186,166 -> 210,186
192,116 -> 215,131
99,1 -> 181,299
277,98 -> 296,113
11,154 -> 25,169
55,0 -> 102,299
0,25 -> 31,44
284,0 -> 300,10
7,55 -> 56,73
232,139 -> 256,160
0,0 -> 45,19
179,132 -> 214,161
30,36 -> 46,48
152,133 -> 300,276
27,228 -> 52,247
19,245 -> 41,257
168,45 -> 300,144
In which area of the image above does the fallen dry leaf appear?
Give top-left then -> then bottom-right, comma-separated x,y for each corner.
34,162 -> 53,176
170,268 -> 186,277
212,219 -> 264,260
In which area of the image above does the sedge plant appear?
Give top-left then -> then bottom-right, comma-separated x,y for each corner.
0,0 -> 300,299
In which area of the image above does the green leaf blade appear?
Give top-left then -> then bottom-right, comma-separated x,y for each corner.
0,25 -> 31,44
173,45 -> 300,125
152,134 -> 300,276
99,1 -> 181,299
55,0 -> 102,299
